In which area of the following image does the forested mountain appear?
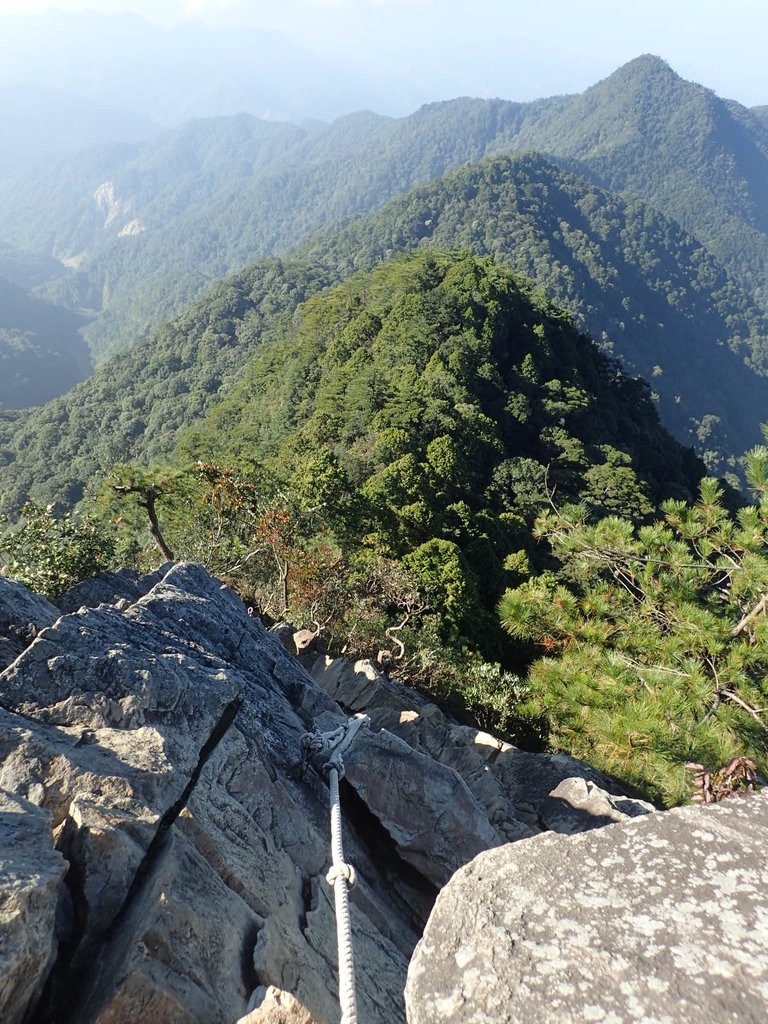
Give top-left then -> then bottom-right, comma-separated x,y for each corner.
2,55 -> 768,498
2,54 -> 768,372
0,242 -> 73,293
0,99 -> 534,359
0,276 -> 91,409
303,154 -> 768,472
167,251 -> 703,658
508,55 -> 768,310
3,150 -> 768,509
184,250 -> 703,516
0,260 -> 333,513
6,257 -> 767,809
13,251 -> 701,665
0,114 -> 310,261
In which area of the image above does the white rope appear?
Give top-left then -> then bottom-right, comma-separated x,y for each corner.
328,763 -> 357,1024
300,713 -> 369,1024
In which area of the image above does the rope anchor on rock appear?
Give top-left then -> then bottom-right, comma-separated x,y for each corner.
300,713 -> 370,1024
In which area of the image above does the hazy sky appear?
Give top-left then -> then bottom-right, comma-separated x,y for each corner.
0,0 -> 765,109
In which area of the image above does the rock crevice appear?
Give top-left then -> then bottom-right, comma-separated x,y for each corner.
0,563 -> 658,1024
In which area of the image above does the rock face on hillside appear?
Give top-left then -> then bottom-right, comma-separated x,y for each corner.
0,574 -> 58,671
407,790 -> 768,1024
0,563 -> 653,1024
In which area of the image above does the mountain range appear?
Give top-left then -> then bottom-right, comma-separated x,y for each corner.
2,55 -> 768,511
3,54 -> 767,351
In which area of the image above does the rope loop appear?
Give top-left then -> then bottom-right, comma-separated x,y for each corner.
300,713 -> 370,780
327,862 -> 357,887
324,756 -> 345,779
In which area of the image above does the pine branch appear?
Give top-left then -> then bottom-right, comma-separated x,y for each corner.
731,594 -> 767,637
717,688 -> 768,732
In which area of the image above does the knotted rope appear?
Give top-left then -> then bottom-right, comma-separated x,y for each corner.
300,713 -> 370,1024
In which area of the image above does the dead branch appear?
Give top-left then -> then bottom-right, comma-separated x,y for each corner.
717,688 -> 768,732
731,594 -> 767,637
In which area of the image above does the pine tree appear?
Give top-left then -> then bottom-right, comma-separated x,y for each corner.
499,453 -> 768,805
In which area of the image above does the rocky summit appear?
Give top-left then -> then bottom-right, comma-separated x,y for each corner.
0,562 -> 765,1024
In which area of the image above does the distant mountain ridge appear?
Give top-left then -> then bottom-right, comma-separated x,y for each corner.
302,153 -> 768,469
0,82 -> 162,177
2,55 -> 767,368
509,55 -> 768,307
2,151 -> 765,514
0,10 -> 418,133
0,259 -> 332,513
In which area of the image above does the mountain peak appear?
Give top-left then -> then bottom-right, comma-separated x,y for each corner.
597,54 -> 683,93
625,53 -> 674,74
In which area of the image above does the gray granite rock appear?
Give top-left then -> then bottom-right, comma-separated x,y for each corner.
0,563 -> 508,1024
0,574 -> 59,671
406,791 -> 768,1024
0,563 -> 673,1024
539,776 -> 655,833
343,727 -> 501,888
237,984 -> 316,1023
308,654 -> 652,842
54,565 -> 171,614
1,565 -> 414,1023
0,791 -> 68,1024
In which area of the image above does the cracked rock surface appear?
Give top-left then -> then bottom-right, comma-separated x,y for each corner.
0,563 -> 656,1024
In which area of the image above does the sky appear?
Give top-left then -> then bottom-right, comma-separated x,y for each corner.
0,0 -> 765,110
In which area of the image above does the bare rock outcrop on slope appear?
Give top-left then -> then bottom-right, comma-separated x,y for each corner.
304,653 -> 655,841
0,573 -> 59,671
0,563 -> 654,1024
406,790 -> 768,1024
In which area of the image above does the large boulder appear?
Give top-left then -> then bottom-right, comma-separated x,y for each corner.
406,791 -> 768,1024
